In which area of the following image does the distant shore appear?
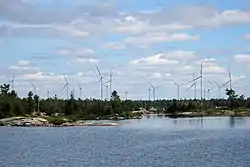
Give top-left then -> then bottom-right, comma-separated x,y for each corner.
164,110 -> 250,118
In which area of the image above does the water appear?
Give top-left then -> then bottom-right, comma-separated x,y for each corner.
1,116 -> 250,167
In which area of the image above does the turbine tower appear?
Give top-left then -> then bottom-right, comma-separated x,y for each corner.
200,61 -> 203,100
151,84 -> 158,101
125,91 -> 128,100
9,76 -> 16,91
103,84 -> 109,100
173,81 -> 183,100
110,69 -> 113,100
47,88 -> 50,99
148,86 -> 151,101
79,85 -> 83,99
228,67 -> 232,90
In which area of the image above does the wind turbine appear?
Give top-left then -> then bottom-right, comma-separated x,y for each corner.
150,84 -> 159,101
200,61 -> 203,100
214,80 -> 231,99
186,75 -> 202,99
61,74 -> 69,99
109,69 -> 113,100
228,67 -> 232,90
47,88 -> 50,99
9,76 -> 16,91
148,86 -> 151,101
125,91 -> 128,100
79,85 -> 83,99
103,84 -> 109,100
95,65 -> 103,100
30,80 -> 36,95
173,81 -> 181,100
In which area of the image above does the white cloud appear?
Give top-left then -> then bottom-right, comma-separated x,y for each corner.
17,60 -> 33,66
130,53 -> 180,66
234,54 -> 250,63
9,60 -> 39,71
75,58 -> 99,64
57,48 -> 96,59
243,33 -> 250,40
123,32 -> 199,46
130,50 -> 198,67
103,42 -> 126,50
114,16 -> 192,35
0,24 -> 89,37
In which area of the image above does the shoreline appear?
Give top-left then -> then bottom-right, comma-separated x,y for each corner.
0,117 -> 122,127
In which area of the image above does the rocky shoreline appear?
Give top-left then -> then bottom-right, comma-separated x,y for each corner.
0,117 -> 120,127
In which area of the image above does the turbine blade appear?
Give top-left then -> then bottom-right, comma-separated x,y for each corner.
186,83 -> 195,91
95,65 -> 102,76
29,80 -> 35,89
208,80 -> 214,85
194,76 -> 201,81
97,78 -> 102,83
221,80 -> 230,87
172,80 -> 178,85
213,80 -> 220,87
103,80 -> 111,85
61,84 -> 67,91
63,74 -> 68,83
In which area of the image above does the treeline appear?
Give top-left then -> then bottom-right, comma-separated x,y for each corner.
0,83 -> 249,119
0,84 -> 143,119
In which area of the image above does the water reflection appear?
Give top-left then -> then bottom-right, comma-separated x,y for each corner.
229,116 -> 248,128
124,114 -> 250,130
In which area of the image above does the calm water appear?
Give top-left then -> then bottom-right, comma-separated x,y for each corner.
1,116 -> 250,167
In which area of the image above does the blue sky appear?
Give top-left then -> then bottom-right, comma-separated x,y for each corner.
0,0 -> 249,100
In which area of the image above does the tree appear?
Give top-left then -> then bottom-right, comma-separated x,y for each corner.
225,88 -> 238,110
27,91 -> 34,114
34,95 -> 40,113
225,88 -> 238,100
111,90 -> 121,114
0,84 -> 10,96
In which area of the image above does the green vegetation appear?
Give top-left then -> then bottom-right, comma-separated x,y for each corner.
47,117 -> 67,125
0,83 -> 250,120
0,84 -> 142,120
0,121 -> 4,126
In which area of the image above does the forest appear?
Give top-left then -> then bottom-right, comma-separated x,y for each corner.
1,83 -> 250,120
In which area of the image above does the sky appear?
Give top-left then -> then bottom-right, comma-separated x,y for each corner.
0,0 -> 250,100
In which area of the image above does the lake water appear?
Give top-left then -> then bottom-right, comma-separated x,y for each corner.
1,115 -> 250,167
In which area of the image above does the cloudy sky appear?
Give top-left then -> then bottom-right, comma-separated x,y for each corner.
0,0 -> 250,100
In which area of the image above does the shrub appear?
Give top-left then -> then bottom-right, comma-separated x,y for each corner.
48,117 -> 66,125
0,121 -> 5,126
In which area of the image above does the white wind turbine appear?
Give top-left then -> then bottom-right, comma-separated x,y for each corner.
29,80 -> 36,95
95,65 -> 104,100
151,84 -> 160,101
173,80 -> 188,100
125,91 -> 128,100
148,86 -> 151,101
186,75 -> 202,99
61,74 -> 69,99
78,84 -> 83,99
9,76 -> 17,91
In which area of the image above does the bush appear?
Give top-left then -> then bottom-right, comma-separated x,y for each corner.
48,117 -> 66,125
0,121 -> 5,126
